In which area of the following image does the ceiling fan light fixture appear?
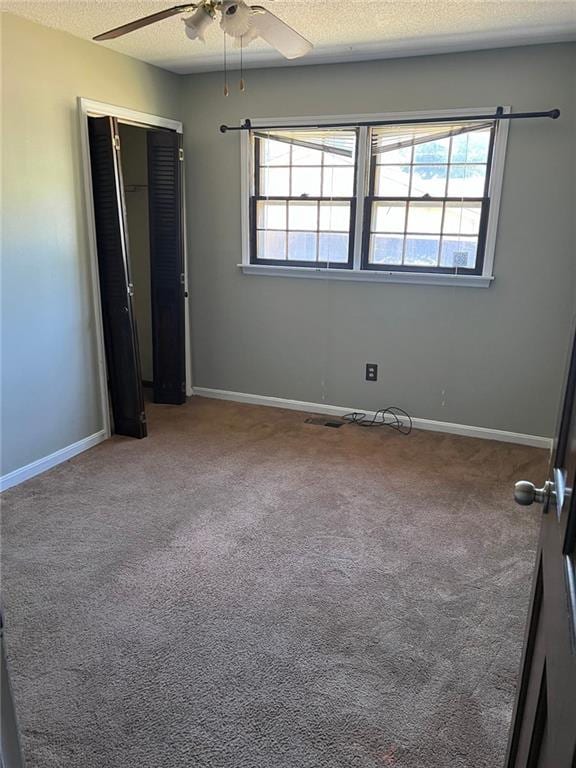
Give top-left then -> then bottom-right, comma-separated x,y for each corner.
183,6 -> 215,41
219,1 -> 252,38
94,1 -> 314,65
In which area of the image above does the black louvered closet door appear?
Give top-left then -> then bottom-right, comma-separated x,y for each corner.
88,116 -> 147,438
147,130 -> 186,405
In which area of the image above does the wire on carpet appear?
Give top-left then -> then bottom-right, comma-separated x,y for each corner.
342,407 -> 413,435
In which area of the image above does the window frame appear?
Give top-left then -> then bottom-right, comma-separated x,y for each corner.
240,107 -> 510,287
250,130 -> 359,269
361,122 -> 496,275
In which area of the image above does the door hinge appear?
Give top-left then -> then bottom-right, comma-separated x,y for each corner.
178,148 -> 184,161
180,273 -> 185,285
113,135 -> 121,151
127,282 -> 134,296
139,411 -> 147,423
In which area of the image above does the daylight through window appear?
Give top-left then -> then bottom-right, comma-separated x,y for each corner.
365,121 -> 494,273
248,114 -> 503,279
253,128 -> 358,267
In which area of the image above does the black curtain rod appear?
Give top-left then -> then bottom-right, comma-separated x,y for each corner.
219,108 -> 560,133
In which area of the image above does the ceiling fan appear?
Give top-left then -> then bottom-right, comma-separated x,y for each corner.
93,0 -> 313,61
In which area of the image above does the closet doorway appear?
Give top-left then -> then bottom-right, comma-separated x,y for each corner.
80,99 -> 191,440
119,123 -> 154,397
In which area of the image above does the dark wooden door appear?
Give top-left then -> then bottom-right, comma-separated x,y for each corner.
147,130 -> 186,405
88,116 -> 147,438
0,612 -> 24,768
506,327 -> 576,766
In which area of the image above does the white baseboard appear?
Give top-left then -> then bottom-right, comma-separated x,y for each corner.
0,430 -> 108,492
192,387 -> 552,450
0,391 -> 550,493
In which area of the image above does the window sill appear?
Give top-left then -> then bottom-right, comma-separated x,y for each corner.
239,264 -> 494,288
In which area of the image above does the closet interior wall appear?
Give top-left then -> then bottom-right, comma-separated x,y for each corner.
119,123 -> 153,386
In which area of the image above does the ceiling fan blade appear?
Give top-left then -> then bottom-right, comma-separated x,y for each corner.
93,4 -> 196,41
249,6 -> 313,59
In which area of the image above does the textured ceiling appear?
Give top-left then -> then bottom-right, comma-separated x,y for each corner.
2,0 -> 576,73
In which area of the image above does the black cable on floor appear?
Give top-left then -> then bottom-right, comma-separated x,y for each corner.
342,407 -> 413,435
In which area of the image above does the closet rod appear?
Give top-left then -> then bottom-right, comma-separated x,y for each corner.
219,108 -> 560,133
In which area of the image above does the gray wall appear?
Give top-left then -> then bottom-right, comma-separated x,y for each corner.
1,14 -> 181,476
119,124 -> 153,383
181,43 -> 576,437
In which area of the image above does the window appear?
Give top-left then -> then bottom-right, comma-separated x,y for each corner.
243,109 -> 509,286
364,121 -> 494,274
252,128 -> 358,268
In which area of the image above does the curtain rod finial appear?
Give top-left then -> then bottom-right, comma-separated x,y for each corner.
551,109 -> 560,119
219,124 -> 228,133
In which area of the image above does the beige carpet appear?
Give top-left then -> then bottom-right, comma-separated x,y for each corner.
1,397 -> 547,768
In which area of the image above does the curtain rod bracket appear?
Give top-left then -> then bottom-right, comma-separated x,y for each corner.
220,118 -> 252,133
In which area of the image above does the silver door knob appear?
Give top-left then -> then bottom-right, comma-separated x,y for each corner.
514,480 -> 555,506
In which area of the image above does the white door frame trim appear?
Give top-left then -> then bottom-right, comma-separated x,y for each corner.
78,98 -> 192,440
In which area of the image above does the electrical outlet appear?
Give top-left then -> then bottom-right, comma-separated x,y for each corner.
365,363 -> 378,382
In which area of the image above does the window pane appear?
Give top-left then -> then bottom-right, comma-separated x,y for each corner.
258,230 -> 286,260
288,201 -> 317,230
410,165 -> 448,197
448,165 -> 487,196
322,167 -> 354,196
413,137 -> 450,164
375,165 -> 411,196
292,167 -> 321,196
288,232 -> 317,261
407,202 -> 443,233
376,145 -> 412,164
443,202 -> 481,235
260,167 -> 289,196
261,138 -> 290,166
451,130 -> 490,163
370,234 -> 403,265
324,147 -> 355,166
373,202 -> 406,233
257,201 -> 286,230
319,233 -> 349,263
405,235 -> 440,266
440,237 -> 478,268
319,202 -> 350,232
292,144 -> 322,165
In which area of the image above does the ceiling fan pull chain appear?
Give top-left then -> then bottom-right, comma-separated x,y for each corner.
240,35 -> 246,92
223,28 -> 230,96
